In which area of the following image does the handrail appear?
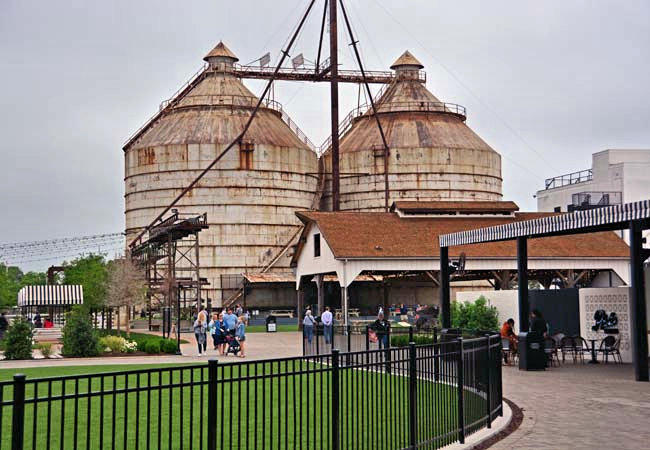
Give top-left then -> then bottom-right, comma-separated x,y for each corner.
317,100 -> 467,154
544,169 -> 593,190
123,64 -> 209,149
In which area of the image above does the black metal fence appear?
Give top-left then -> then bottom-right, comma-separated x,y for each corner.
1,336 -> 501,449
303,324 -> 440,355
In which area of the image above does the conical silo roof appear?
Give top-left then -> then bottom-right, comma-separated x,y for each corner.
338,52 -> 495,155
204,41 -> 239,62
390,50 -> 423,70
125,42 -> 309,151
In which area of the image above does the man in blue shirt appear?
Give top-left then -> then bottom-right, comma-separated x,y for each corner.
223,307 -> 237,331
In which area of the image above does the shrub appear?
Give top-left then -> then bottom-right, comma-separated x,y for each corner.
450,296 -> 499,332
161,339 -> 178,354
37,342 -> 53,358
124,340 -> 138,353
62,306 -> 100,357
390,333 -> 435,348
99,335 -> 127,353
144,341 -> 160,354
3,318 -> 34,360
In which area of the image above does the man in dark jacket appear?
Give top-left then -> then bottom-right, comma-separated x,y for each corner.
530,309 -> 548,336
371,312 -> 390,349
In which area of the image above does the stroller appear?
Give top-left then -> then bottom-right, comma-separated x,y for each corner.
225,329 -> 240,356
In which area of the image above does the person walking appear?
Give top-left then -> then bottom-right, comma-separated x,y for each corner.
0,313 -> 8,341
321,306 -> 333,344
371,312 -> 390,349
209,313 -> 222,351
235,304 -> 243,317
303,309 -> 316,344
193,311 -> 208,356
223,307 -> 237,331
235,316 -> 246,358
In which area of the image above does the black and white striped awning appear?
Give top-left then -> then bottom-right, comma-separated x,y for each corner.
439,199 -> 650,247
17,285 -> 84,307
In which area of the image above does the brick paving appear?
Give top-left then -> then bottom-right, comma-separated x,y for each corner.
492,363 -> 650,450
0,331 -> 302,369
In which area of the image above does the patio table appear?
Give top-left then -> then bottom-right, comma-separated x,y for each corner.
588,338 -> 599,364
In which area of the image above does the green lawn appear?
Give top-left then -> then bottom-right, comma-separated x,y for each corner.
245,324 -> 298,333
0,361 -> 481,449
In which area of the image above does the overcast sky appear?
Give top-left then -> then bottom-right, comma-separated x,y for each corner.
1,0 -> 649,270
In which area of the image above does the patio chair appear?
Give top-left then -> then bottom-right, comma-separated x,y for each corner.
501,337 -> 517,365
544,337 -> 560,367
559,336 -> 577,363
552,332 -> 565,347
598,335 -> 623,364
573,336 -> 590,364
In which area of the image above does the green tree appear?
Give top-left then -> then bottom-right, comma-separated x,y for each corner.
63,254 -> 108,310
450,296 -> 499,332
4,317 -> 34,360
0,264 -> 23,309
61,306 -> 100,357
0,265 -> 47,309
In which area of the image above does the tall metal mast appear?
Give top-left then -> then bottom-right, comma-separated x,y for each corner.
329,0 -> 340,211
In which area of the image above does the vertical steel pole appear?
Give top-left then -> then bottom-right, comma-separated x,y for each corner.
485,334 -> 492,428
207,359 -> 218,450
408,342 -> 417,448
329,0 -> 340,210
457,338 -> 465,444
331,349 -> 340,450
440,247 -> 451,328
12,374 -> 26,450
195,231 -> 201,312
629,220 -> 649,382
517,237 -> 529,332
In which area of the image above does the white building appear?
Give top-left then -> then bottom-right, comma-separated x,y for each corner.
536,149 -> 650,245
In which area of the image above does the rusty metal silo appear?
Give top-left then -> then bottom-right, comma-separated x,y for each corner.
124,42 -> 318,306
321,51 -> 503,211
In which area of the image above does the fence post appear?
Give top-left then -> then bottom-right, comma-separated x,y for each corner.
434,327 -> 440,382
457,337 -> 465,444
408,326 -> 414,342
12,374 -> 26,450
207,359 -> 218,450
485,334 -> 492,429
408,342 -> 417,449
332,349 -> 340,450
498,338 -> 504,416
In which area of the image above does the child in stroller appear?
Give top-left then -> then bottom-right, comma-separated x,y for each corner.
224,329 -> 240,356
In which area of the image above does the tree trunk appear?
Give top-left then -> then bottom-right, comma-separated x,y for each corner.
116,307 -> 121,334
126,305 -> 131,338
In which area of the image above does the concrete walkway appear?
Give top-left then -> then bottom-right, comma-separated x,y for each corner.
0,331 -> 302,369
494,363 -> 650,450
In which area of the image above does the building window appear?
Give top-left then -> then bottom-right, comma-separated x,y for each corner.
554,206 -> 561,212
239,142 -> 255,169
314,233 -> 321,258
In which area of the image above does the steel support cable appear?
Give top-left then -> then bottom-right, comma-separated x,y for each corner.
339,0 -> 391,211
371,0 -> 557,178
0,233 -> 124,252
0,240 -> 124,259
128,0 -> 318,248
315,0 -> 329,71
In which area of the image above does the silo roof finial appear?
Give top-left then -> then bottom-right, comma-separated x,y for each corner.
390,50 -> 424,70
204,41 -> 239,62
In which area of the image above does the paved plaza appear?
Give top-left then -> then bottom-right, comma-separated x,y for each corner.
0,331 -> 302,369
492,362 -> 650,450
